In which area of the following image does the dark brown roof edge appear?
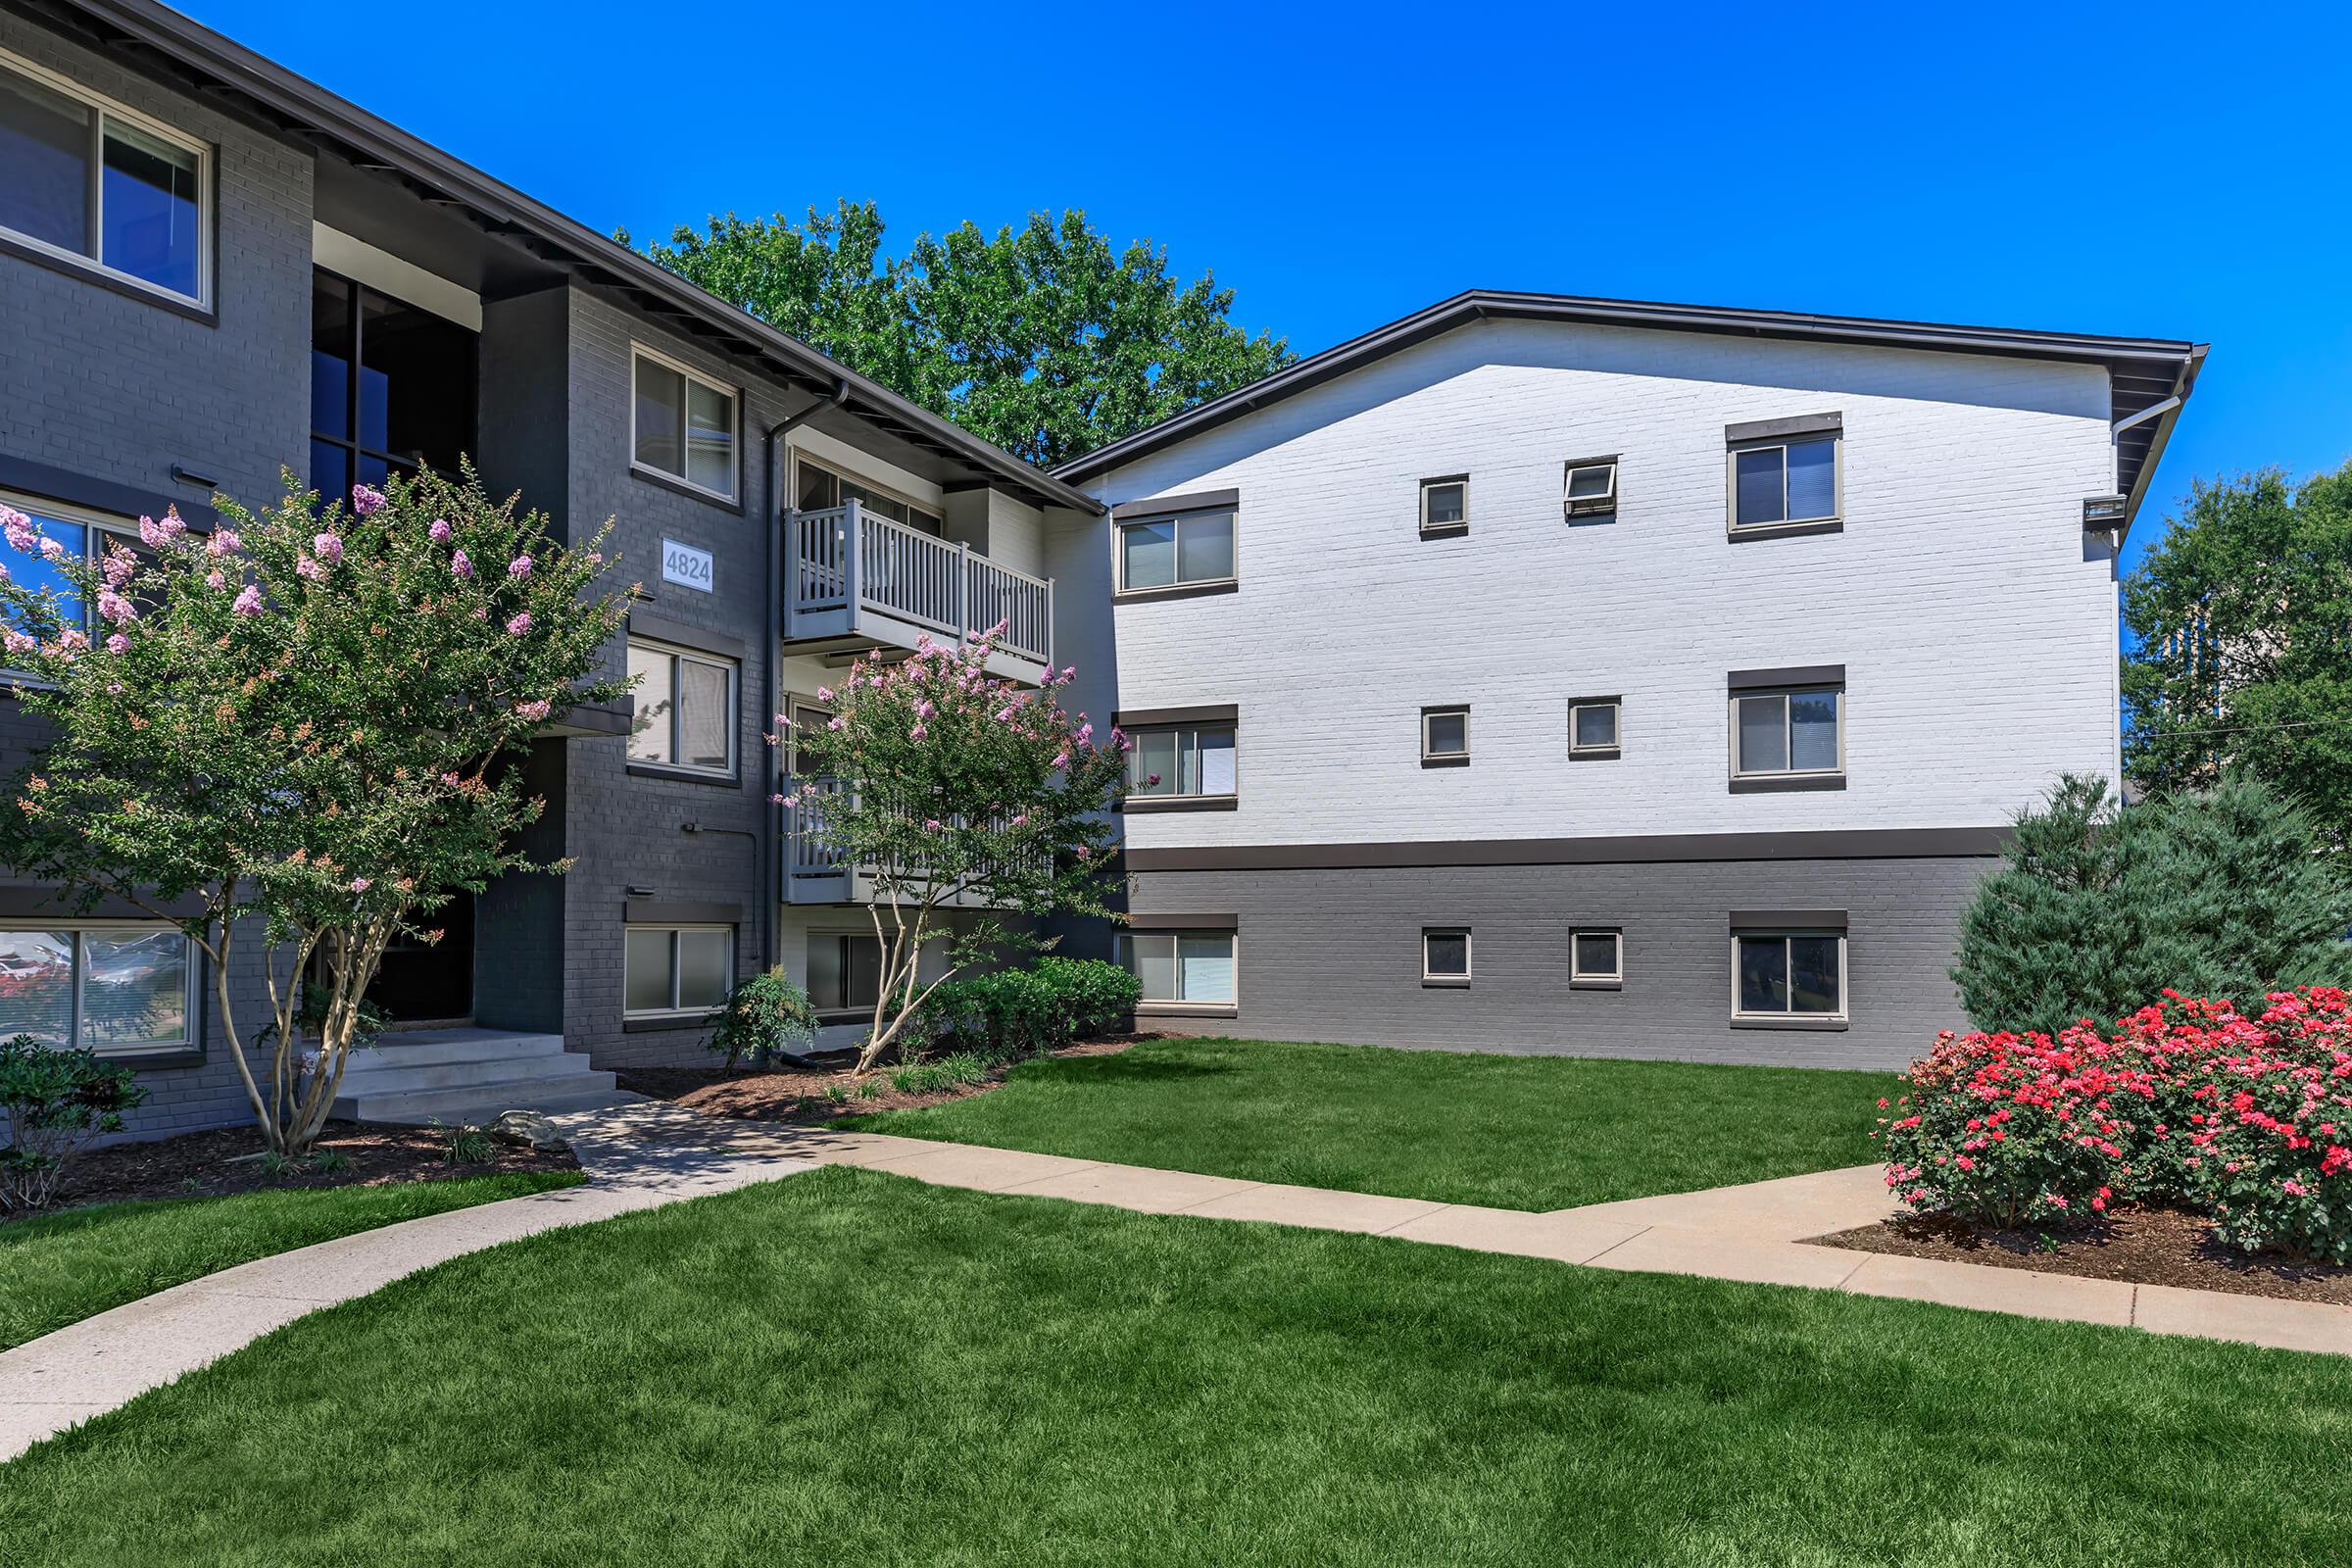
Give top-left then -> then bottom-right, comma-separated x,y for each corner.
1055,288 -> 2206,525
53,0 -> 1102,516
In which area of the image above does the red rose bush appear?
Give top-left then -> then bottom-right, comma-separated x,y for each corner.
1879,988 -> 2352,1261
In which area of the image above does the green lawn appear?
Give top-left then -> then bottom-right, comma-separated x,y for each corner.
839,1037 -> 1902,1209
0,1170 -> 583,1350
2,1167 -> 2342,1565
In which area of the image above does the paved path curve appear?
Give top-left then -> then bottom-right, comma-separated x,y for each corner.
5,1102 -> 2347,1462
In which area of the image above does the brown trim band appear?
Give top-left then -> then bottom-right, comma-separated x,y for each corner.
0,454 -> 220,530
1121,795 -> 1239,814
1725,411 -> 1842,444
1124,826 -> 2005,872
1729,664 -> 1845,691
1110,488 -> 1239,520
1124,912 -> 1239,930
628,611 -> 747,660
624,899 -> 742,925
1116,704 -> 1239,727
1729,908 -> 1849,928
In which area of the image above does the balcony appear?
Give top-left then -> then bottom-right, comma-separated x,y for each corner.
782,779 -> 1014,906
785,502 -> 1054,682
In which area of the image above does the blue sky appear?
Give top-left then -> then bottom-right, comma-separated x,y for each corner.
190,0 -> 2350,575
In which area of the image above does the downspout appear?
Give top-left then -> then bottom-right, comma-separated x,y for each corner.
760,376 -> 850,973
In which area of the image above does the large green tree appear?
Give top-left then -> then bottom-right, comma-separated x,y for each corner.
629,202 -> 1293,467
2122,461 -> 2352,842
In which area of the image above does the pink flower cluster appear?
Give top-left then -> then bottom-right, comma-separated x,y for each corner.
1881,988 -> 2352,1261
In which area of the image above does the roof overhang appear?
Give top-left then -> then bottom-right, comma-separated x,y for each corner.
1056,289 -> 2205,530
18,0 -> 1102,516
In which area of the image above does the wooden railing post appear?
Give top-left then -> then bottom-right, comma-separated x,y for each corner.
1044,577 -> 1055,669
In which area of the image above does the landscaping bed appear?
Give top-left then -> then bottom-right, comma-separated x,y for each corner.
22,1116 -> 580,1214
615,1035 -> 1143,1121
1816,1205 -> 2352,1305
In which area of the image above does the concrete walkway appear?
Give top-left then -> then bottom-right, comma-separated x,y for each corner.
6,1102 -> 2348,1462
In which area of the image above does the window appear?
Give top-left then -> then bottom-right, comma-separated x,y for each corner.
0,492 -> 159,645
0,923 -> 195,1056
1564,459 -> 1618,518
626,640 -> 737,776
1116,930 -> 1236,1006
1730,434 -> 1838,531
807,931 -> 884,1014
311,270 -> 478,502
1570,930 -> 1622,985
1569,697 -> 1621,759
1421,706 -> 1470,765
1117,508 -> 1235,592
0,48 -> 210,308
623,925 -> 733,1016
632,347 -> 738,501
1422,927 -> 1471,984
1732,687 -> 1843,779
1125,723 -> 1237,799
1419,476 -> 1468,535
794,459 -> 943,536
1734,931 -> 1845,1019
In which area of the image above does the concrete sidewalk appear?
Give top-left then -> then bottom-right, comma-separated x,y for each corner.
5,1102 -> 2347,1462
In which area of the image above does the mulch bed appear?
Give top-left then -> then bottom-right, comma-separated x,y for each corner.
22,1118 -> 581,1217
1815,1206 -> 2352,1305
617,1035 -> 1145,1122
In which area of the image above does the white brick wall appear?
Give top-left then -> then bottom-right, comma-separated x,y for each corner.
1059,318 -> 2122,849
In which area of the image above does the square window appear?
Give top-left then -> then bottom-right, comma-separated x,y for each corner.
625,640 -> 736,776
624,925 -> 734,1016
1731,434 -> 1838,530
1117,930 -> 1235,1004
1571,930 -> 1621,983
1570,698 -> 1621,757
1734,931 -> 1845,1019
1117,509 -> 1235,592
1124,723 -> 1238,800
1564,460 -> 1618,517
0,52 -> 212,308
631,348 -> 737,500
1422,707 -> 1470,763
1422,928 -> 1471,982
1731,688 -> 1842,779
1420,476 -> 1468,534
0,923 -> 195,1055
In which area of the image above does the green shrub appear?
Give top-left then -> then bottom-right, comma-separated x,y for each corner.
1033,956 -> 1141,1039
434,1121 -> 496,1165
1953,774 -> 2352,1035
704,966 -> 819,1071
0,1034 -> 148,1211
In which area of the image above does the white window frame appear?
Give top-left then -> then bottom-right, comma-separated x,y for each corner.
629,343 -> 740,503
1421,926 -> 1472,984
1122,722 -> 1239,801
1569,929 -> 1623,985
625,637 -> 738,778
1727,433 -> 1841,533
792,456 -> 944,536
0,46 -> 215,310
1419,474 -> 1469,535
1731,929 -> 1847,1021
1,490 -> 153,679
1421,706 -> 1471,763
1113,509 -> 1238,594
622,922 -> 735,1019
1115,929 -> 1239,1009
1564,458 -> 1619,517
1568,697 -> 1622,759
0,919 -> 200,1057
1729,687 -> 1844,780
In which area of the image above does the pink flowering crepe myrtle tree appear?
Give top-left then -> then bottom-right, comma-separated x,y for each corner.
780,628 -> 1127,1074
0,469 -> 631,1155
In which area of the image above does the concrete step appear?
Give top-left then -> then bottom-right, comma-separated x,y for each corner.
336,1071 -> 629,1126
335,1050 -> 604,1096
341,1030 -> 568,1069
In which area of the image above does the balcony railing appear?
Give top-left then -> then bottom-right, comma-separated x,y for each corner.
782,778 -> 1037,907
787,502 -> 1054,671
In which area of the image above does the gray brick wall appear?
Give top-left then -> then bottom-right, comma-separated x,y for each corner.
0,11 -> 315,1141
1128,855 -> 1993,1070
